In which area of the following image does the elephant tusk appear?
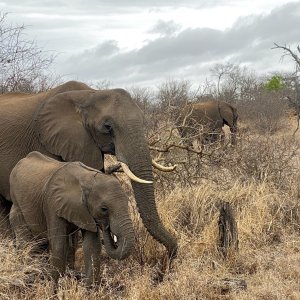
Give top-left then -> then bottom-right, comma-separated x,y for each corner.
120,162 -> 153,184
152,160 -> 177,172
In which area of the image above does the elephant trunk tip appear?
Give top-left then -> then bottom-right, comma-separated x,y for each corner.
102,223 -> 134,260
166,238 -> 178,259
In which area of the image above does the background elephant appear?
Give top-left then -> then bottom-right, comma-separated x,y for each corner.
0,81 -> 177,258
176,100 -> 238,145
9,151 -> 134,285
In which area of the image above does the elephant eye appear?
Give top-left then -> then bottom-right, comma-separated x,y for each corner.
104,124 -> 111,131
100,122 -> 113,135
101,207 -> 108,214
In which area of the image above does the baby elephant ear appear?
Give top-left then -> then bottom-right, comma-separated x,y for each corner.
52,172 -> 97,232
35,91 -> 103,170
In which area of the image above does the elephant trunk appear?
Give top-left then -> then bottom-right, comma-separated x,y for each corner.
102,216 -> 134,260
131,180 -> 178,258
117,126 -> 178,258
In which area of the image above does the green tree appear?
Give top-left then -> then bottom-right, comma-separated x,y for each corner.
264,75 -> 285,91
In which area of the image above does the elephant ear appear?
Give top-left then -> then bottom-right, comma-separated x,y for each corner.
35,92 -> 103,169
52,169 -> 97,232
220,103 -> 235,127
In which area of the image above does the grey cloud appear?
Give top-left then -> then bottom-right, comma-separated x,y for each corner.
2,0 -> 229,10
149,20 -> 182,36
93,41 -> 120,56
0,0 -> 237,27
58,2 -> 300,87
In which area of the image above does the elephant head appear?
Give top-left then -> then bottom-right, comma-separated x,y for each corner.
52,163 -> 134,260
35,82 -> 177,258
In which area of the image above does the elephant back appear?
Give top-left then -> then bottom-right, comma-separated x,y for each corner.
9,152 -> 65,235
10,151 -> 64,196
44,81 -> 93,98
180,101 -> 219,124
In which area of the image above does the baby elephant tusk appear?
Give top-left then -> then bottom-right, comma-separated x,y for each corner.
120,162 -> 153,184
152,160 -> 177,172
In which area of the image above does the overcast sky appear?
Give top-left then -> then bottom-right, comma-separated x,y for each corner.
1,0 -> 299,88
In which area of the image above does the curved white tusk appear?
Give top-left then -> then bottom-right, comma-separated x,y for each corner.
152,160 -> 177,172
120,162 -> 153,184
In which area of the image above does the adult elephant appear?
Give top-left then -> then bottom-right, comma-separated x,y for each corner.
176,100 -> 238,146
0,81 -> 177,258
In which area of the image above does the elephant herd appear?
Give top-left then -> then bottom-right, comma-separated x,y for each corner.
0,81 -> 238,286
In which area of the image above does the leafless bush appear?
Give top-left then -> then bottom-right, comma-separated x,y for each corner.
223,134 -> 299,188
0,12 -> 59,93
157,79 -> 192,109
210,62 -> 261,104
238,90 -> 289,134
129,86 -> 161,137
91,79 -> 112,90
130,86 -> 154,113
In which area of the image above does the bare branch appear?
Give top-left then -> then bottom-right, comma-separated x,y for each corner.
272,43 -> 300,67
150,144 -> 203,155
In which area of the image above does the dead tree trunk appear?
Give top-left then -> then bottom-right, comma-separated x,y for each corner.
218,201 -> 238,258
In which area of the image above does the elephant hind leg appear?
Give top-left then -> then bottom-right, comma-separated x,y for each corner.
9,203 -> 36,249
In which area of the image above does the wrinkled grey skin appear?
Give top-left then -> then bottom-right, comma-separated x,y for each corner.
0,81 -> 177,258
9,151 -> 134,285
176,100 -> 238,145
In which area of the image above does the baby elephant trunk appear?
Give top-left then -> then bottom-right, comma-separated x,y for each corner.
102,216 -> 134,260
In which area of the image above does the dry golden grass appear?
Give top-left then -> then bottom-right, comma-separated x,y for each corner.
1,117 -> 300,299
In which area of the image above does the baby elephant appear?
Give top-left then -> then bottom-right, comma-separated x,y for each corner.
9,151 -> 134,285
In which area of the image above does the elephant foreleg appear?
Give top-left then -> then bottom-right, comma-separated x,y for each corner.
66,233 -> 78,270
82,229 -> 101,286
48,218 -> 69,283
